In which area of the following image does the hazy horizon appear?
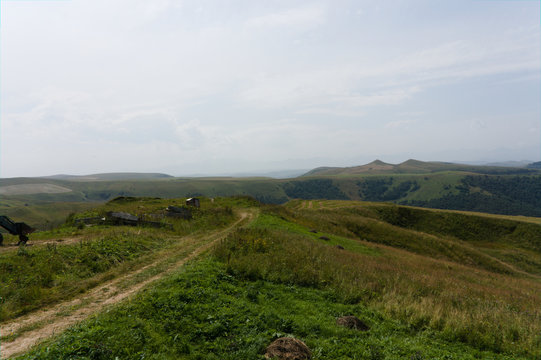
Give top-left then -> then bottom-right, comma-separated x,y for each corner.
0,157 -> 537,179
1,0 -> 539,178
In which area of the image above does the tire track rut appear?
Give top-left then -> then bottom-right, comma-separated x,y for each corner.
1,210 -> 254,359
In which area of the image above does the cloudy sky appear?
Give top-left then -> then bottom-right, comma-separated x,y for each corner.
1,0 -> 539,177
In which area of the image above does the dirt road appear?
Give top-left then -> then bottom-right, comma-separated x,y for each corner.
0,237 -> 84,254
0,210 -> 255,359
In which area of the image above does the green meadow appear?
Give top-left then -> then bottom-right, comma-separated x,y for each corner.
4,197 -> 539,359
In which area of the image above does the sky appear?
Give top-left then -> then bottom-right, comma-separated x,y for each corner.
0,0 -> 539,177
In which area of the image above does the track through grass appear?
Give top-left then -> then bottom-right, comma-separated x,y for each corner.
15,258 -> 528,360
1,209 -> 255,359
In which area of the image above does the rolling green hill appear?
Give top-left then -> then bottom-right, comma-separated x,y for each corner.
5,198 -> 540,359
42,172 -> 174,181
303,159 -> 538,176
2,162 -> 541,231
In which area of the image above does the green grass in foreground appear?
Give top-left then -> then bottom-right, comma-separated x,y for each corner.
0,197 -> 240,322
249,212 -> 379,256
17,259 -> 522,360
214,207 -> 541,357
8,199 -> 541,359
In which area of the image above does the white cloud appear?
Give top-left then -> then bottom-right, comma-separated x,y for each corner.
1,0 -> 539,176
245,4 -> 326,29
470,119 -> 487,130
385,119 -> 418,130
329,87 -> 421,108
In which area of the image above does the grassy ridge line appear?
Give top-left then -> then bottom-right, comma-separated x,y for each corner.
215,206 -> 541,356
1,209 -> 255,359
303,159 -> 539,176
286,201 -> 541,276
289,199 -> 541,225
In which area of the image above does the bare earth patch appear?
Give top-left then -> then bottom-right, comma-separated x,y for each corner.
0,237 -> 83,253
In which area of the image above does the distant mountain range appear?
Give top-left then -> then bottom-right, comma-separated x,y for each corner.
4,159 -> 538,180
484,160 -> 533,167
303,159 -> 538,176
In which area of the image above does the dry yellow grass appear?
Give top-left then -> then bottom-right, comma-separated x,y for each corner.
216,204 -> 541,356
289,199 -> 541,224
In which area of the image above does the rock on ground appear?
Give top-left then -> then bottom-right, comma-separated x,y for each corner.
265,337 -> 311,360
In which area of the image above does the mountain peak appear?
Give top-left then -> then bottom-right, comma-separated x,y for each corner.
368,159 -> 391,166
400,159 -> 424,166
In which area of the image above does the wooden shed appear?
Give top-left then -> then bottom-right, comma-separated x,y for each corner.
186,197 -> 200,208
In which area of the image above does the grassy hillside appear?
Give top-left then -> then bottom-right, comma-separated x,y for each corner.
285,173 -> 541,216
2,164 -> 541,227
303,159 -> 538,176
0,178 -> 287,228
0,177 -> 289,203
0,198 -> 97,229
287,200 -> 541,275
216,202 -> 541,357
0,196 -> 246,322
42,172 -> 174,181
8,198 -> 541,359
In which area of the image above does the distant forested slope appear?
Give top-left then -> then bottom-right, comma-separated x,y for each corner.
283,179 -> 348,200
2,171 -> 541,225
403,175 -> 541,216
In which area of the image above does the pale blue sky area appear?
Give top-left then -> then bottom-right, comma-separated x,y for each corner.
1,0 -> 539,177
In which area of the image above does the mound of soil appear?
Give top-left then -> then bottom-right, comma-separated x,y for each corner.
319,236 -> 330,241
335,245 -> 344,250
336,316 -> 370,331
265,337 -> 311,360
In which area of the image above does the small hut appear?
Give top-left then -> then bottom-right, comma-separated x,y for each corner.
186,197 -> 200,208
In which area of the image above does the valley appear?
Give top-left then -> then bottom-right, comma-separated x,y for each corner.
1,160 -> 541,232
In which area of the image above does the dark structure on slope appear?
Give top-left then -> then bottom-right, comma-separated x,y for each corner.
186,197 -> 200,208
0,215 -> 36,246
